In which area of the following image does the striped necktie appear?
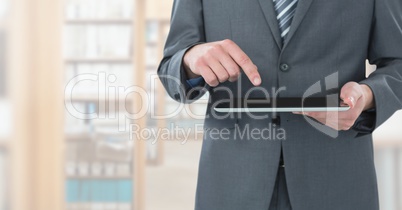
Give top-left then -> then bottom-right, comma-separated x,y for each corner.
273,0 -> 299,42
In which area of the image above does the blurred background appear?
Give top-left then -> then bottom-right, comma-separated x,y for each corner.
0,0 -> 401,210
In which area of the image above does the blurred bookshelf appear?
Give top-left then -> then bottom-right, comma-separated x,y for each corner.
0,0 -> 10,210
65,19 -> 133,25
63,0 -> 144,209
144,17 -> 209,165
144,18 -> 169,165
145,18 -> 200,165
373,115 -> 402,210
65,58 -> 132,64
0,149 -> 9,210
368,61 -> 402,210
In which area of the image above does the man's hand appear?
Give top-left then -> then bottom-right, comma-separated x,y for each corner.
293,82 -> 375,131
183,39 -> 261,87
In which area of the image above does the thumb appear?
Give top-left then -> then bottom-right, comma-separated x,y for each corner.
340,82 -> 362,109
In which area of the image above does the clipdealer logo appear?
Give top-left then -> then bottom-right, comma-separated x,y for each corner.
301,72 -> 340,138
64,71 -> 343,140
64,73 -> 206,133
204,123 -> 286,141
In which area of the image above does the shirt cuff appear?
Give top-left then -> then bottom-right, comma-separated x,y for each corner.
352,108 -> 376,137
186,77 -> 205,88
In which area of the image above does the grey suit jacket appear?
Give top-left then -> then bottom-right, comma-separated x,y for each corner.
157,0 -> 402,209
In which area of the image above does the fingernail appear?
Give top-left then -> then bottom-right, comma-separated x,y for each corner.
348,96 -> 355,107
253,77 -> 261,86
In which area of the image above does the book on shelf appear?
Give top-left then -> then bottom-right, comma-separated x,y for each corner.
96,139 -> 133,162
146,20 -> 159,43
65,63 -> 133,98
64,25 -> 131,59
0,30 -> 6,97
65,0 -> 133,20
146,140 -> 158,161
145,45 -> 159,67
65,19 -> 133,25
0,151 -> 7,210
66,179 -> 132,210
0,100 -> 11,141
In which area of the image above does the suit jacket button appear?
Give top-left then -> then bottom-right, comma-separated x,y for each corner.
280,63 -> 290,72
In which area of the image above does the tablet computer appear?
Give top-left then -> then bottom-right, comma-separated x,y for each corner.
213,97 -> 350,112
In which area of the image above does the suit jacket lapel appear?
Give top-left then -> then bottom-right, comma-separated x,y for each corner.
257,0 -> 282,50
283,0 -> 314,49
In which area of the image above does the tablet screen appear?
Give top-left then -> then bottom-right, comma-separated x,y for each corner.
214,97 -> 350,112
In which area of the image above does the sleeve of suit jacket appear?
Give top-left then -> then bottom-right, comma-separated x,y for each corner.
157,0 -> 209,104
358,0 -> 402,133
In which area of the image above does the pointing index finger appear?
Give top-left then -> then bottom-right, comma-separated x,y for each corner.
222,40 -> 261,86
